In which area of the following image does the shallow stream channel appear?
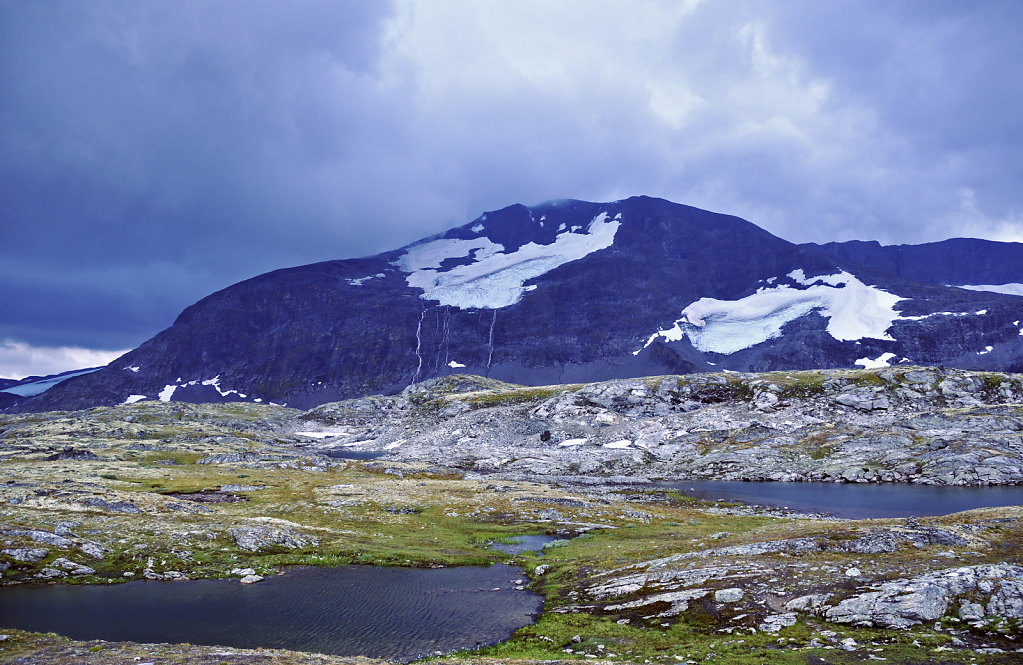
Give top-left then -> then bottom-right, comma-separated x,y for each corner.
0,536 -> 559,661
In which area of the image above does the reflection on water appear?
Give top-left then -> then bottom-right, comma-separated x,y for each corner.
0,563 -> 542,661
659,480 -> 1023,519
490,534 -> 561,555
322,449 -> 386,460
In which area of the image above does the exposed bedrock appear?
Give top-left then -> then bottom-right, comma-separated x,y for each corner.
292,367 -> 1023,486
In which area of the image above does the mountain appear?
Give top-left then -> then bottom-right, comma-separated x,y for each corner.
0,367 -> 103,410
12,196 -> 1023,412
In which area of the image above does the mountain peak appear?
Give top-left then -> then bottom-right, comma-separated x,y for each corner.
11,197 -> 1023,412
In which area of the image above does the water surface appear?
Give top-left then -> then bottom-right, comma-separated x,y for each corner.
490,534 -> 561,555
660,480 -> 1023,519
322,449 -> 386,460
0,563 -> 541,661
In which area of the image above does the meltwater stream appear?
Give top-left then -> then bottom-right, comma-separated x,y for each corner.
0,563 -> 542,661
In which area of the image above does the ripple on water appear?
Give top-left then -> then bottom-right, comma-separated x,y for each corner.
0,563 -> 543,662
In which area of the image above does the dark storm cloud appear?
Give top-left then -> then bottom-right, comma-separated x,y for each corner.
1,0 -> 1021,376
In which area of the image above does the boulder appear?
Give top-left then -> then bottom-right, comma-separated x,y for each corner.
987,579 -> 1023,619
228,524 -> 319,552
2,529 -> 75,548
759,613 -> 797,633
959,602 -> 985,620
79,541 -> 108,559
714,588 -> 744,603
835,390 -> 889,411
823,564 -> 1023,629
50,557 -> 96,575
81,497 -> 141,514
2,547 -> 48,562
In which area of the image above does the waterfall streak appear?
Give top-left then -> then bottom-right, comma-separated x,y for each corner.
412,309 -> 426,383
486,310 -> 497,370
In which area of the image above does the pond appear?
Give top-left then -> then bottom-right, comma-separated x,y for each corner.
0,563 -> 542,661
659,480 -> 1023,519
322,449 -> 386,460
489,534 -> 562,555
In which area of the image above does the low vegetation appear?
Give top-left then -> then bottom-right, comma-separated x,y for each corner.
2,369 -> 1023,664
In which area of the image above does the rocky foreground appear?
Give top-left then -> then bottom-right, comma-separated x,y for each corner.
2,366 -> 1023,664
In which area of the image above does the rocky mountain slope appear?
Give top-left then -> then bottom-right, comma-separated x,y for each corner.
10,196 -> 1023,412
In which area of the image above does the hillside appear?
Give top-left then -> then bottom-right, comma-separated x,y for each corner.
9,197 -> 1023,413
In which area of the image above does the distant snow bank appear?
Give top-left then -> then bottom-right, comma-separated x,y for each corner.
638,270 -> 903,355
855,352 -> 899,369
956,283 -> 1023,297
0,367 -> 102,397
397,212 -> 621,309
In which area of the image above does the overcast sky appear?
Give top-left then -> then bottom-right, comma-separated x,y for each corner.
2,0 -> 1022,379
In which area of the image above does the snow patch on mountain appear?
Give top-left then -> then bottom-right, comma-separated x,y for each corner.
202,375 -> 247,398
637,271 -> 904,355
397,212 -> 621,309
346,273 -> 385,286
150,375 -> 252,404
956,283 -> 1023,297
855,352 -> 897,369
0,368 -> 101,397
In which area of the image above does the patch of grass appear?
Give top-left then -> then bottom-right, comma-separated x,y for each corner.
472,612 -> 814,664
458,384 -> 581,408
851,370 -> 887,387
775,371 -> 827,398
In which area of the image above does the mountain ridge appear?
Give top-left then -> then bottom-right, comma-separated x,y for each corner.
9,196 -> 1023,412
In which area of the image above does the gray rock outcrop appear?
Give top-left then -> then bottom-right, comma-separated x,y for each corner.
822,563 -> 1023,628
228,524 -> 320,552
294,368 -> 1023,487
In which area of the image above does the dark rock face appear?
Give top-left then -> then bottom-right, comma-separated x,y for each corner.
13,196 -> 1023,411
805,238 -> 1023,286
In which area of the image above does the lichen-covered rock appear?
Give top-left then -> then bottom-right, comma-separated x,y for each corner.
50,557 -> 95,575
228,524 -> 320,552
987,579 -> 1023,619
0,528 -> 74,548
81,497 -> 141,514
959,602 -> 985,620
822,563 -> 1023,628
835,389 -> 890,411
78,541 -> 108,559
759,613 -> 797,633
785,593 -> 832,613
2,547 -> 48,562
714,588 -> 744,603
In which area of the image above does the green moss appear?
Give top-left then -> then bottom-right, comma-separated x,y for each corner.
851,370 -> 887,387
457,384 -> 581,408
776,372 -> 827,398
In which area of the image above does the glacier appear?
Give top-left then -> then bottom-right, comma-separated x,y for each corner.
638,271 -> 904,355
